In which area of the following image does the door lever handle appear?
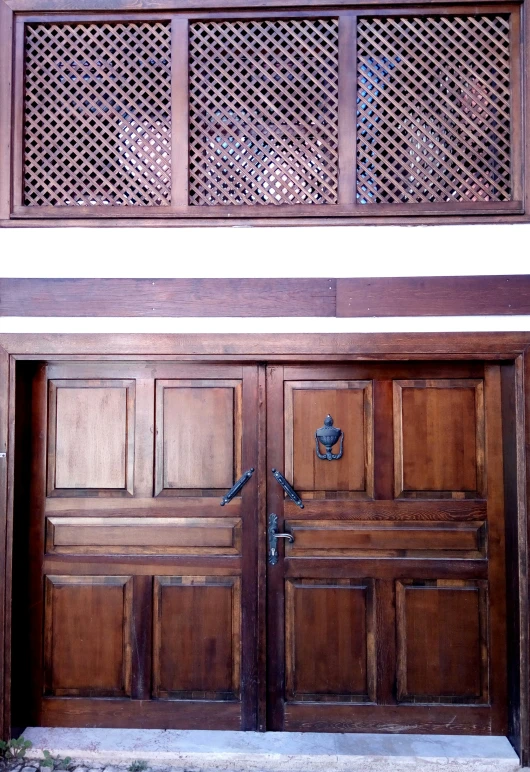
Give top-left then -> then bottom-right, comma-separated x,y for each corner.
272,468 -> 304,509
220,468 -> 255,506
268,513 -> 294,565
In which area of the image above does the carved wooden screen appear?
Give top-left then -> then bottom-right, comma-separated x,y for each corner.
4,2 -> 524,224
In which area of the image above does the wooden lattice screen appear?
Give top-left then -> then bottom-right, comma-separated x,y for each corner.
23,21 -> 172,206
356,16 -> 512,204
8,4 -> 522,222
188,19 -> 339,206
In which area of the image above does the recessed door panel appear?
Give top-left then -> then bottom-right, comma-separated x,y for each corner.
286,381 -> 373,497
285,579 -> 375,702
44,575 -> 133,697
153,576 -> 241,700
48,379 -> 135,496
396,580 -> 487,703
394,380 -> 484,498
155,380 -> 242,496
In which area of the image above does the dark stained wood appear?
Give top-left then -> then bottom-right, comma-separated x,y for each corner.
284,703 -> 495,733
152,576 -> 240,699
3,332 -> 530,357
43,575 -> 133,697
41,697 -> 241,729
396,580 -> 487,702
394,379 -> 484,497
0,344 -> 10,737
337,276 -> 530,317
0,1 -> 13,221
0,279 -> 337,317
1,334 -> 529,756
2,277 -> 530,318
17,360 -> 260,731
268,361 -> 508,734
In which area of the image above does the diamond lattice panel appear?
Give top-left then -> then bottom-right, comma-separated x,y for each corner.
24,22 -> 172,206
189,19 -> 339,206
356,15 -> 512,204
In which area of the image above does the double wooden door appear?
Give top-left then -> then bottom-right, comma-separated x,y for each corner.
18,360 -> 507,734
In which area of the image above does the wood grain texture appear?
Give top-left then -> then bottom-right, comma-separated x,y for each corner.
0,279 -> 336,317
2,276 -> 530,317
337,276 -> 530,317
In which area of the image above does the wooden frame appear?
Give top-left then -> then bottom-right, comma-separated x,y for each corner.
0,332 -> 529,760
0,0 -> 528,227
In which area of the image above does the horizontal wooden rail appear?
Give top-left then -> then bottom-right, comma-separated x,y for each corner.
0,276 -> 529,317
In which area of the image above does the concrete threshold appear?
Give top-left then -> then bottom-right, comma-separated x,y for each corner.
22,727 -> 520,772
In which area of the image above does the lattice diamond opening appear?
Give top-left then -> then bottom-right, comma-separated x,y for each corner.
23,21 -> 172,206
189,19 -> 339,206
356,15 -> 512,204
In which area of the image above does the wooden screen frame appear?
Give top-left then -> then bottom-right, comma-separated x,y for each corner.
0,0 -> 528,227
0,332 -> 529,759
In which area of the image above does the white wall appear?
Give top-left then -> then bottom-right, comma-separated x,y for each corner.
1,222 -> 529,333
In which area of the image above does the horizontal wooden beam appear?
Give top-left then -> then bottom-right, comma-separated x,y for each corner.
336,275 -> 530,317
0,278 -> 336,317
1,276 -> 529,318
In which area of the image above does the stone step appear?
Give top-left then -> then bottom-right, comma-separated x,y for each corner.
22,727 -> 520,772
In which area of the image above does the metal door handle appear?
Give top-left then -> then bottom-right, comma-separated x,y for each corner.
220,468 -> 255,506
268,513 -> 294,565
271,468 -> 304,508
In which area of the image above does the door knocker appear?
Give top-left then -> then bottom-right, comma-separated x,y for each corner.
315,415 -> 344,460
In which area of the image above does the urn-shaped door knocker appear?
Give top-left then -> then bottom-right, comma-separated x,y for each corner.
315,414 -> 344,460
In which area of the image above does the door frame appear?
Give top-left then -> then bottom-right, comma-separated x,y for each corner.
0,332 -> 528,759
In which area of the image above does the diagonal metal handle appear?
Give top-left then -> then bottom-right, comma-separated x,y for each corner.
220,468 -> 255,506
271,468 -> 304,509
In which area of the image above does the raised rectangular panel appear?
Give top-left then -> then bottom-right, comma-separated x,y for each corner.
155,380 -> 242,495
153,576 -> 241,700
43,575 -> 132,697
48,379 -> 135,496
396,580 -> 488,703
285,578 -> 375,702
46,517 -> 242,556
285,381 -> 373,496
286,520 -> 486,558
394,379 -> 484,498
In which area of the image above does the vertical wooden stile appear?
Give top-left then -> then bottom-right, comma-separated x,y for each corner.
0,2 -> 14,220
171,16 -> 189,209
11,19 -> 26,211
338,12 -> 357,207
510,6 -> 523,202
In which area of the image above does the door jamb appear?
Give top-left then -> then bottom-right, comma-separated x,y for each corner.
0,333 -> 528,761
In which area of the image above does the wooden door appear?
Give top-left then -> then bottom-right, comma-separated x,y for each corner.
266,362 -> 507,734
21,361 -> 259,730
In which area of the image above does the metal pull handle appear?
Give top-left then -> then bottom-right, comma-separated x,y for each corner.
268,513 -> 294,565
220,468 -> 255,506
271,468 -> 304,509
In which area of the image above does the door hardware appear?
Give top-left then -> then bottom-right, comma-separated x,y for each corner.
315,414 -> 344,460
272,468 -> 304,508
220,467 -> 255,506
268,513 -> 294,565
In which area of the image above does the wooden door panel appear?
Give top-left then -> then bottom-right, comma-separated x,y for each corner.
285,520 -> 486,558
43,575 -> 133,697
155,380 -> 242,496
396,580 -> 488,703
153,576 -> 241,700
268,363 -> 506,735
45,517 -> 242,556
394,380 -> 485,498
285,381 -> 373,497
285,579 -> 375,703
47,379 -> 135,496
24,363 -> 257,731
